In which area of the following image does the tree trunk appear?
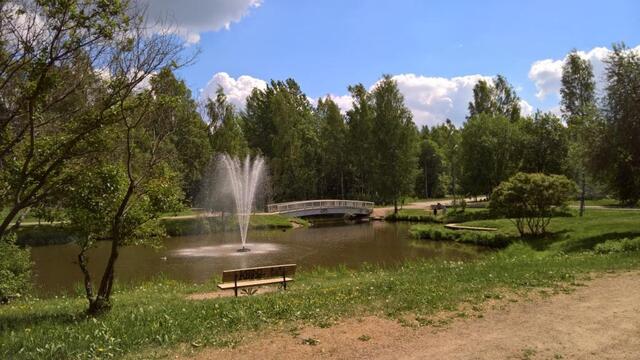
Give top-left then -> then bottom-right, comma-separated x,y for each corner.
88,237 -> 119,315
394,200 -> 398,215
0,205 -> 23,239
87,184 -> 134,315
424,165 -> 429,199
579,171 -> 586,217
77,246 -> 94,305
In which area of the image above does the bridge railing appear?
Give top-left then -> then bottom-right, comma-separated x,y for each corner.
267,199 -> 375,213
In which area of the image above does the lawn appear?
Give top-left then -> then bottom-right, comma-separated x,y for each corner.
2,246 -> 639,359
2,208 -> 640,359
463,209 -> 640,252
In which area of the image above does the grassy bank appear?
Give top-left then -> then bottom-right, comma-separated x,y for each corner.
1,245 -> 639,359
14,214 -> 303,246
411,209 -> 640,251
386,208 -> 496,224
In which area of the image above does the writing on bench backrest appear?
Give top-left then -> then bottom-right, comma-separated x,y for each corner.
222,264 -> 297,282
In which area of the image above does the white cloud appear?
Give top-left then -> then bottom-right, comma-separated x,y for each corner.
528,58 -> 563,100
200,72 -> 266,109
201,72 -> 497,127
137,0 -> 261,44
519,99 -> 534,117
528,45 -> 640,101
386,73 -> 492,127
313,94 -> 354,114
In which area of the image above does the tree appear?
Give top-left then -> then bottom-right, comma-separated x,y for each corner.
0,233 -> 31,303
415,127 -> 443,198
345,84 -> 375,199
207,87 -> 249,158
242,79 -> 319,201
64,70 -> 186,314
468,75 -> 521,122
370,75 -> 419,213
0,0 -> 184,239
560,50 -> 598,216
154,68 -> 211,202
459,113 -> 522,197
430,119 -> 460,199
520,111 -> 568,175
317,97 -> 347,198
590,43 -> 640,205
490,173 -> 576,237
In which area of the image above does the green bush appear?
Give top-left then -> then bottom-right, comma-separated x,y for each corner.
594,237 -> 640,254
490,173 -> 576,236
0,235 -> 32,303
410,224 -> 514,248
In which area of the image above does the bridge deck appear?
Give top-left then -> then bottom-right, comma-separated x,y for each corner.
267,199 -> 374,217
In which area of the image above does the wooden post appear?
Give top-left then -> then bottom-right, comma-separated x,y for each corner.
234,274 -> 238,297
282,270 -> 287,290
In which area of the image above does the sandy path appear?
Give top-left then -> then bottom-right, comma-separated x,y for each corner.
187,271 -> 640,359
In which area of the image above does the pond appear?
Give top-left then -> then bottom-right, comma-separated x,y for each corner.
30,221 -> 484,295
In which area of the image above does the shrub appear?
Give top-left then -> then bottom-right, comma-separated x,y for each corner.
0,234 -> 32,303
490,173 -> 576,237
594,237 -> 640,254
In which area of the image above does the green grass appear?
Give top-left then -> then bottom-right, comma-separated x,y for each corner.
3,208 -> 640,358
1,245 -> 639,359
410,224 -> 514,248
463,209 -> 640,253
387,208 -> 495,224
569,198 -> 637,208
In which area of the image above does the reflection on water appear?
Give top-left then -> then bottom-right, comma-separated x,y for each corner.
29,221 -> 484,295
172,243 -> 281,257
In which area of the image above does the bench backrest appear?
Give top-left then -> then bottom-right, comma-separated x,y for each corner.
221,264 -> 297,282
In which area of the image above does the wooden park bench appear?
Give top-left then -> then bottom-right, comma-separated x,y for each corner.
217,264 -> 297,297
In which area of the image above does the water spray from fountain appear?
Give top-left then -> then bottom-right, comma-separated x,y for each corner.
220,154 -> 265,252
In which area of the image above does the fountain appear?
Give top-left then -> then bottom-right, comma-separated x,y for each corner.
220,154 -> 265,252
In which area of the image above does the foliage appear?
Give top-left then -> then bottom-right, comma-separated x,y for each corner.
468,75 -> 521,122
410,224 -> 514,248
490,173 -> 576,236
589,43 -> 640,205
519,111 -> 569,175
345,84 -> 375,199
415,129 -> 444,198
207,87 -> 249,158
0,0 -> 184,238
430,120 -> 461,198
243,79 -> 319,201
153,69 -> 211,202
594,237 -> 640,254
370,75 -> 419,210
459,113 -> 522,196
317,97 -> 347,198
561,50 -> 599,216
0,233 -> 31,303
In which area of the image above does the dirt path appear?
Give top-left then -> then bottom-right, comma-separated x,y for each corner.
371,199 -> 455,218
187,271 -> 640,359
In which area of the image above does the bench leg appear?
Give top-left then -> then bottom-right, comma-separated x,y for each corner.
234,275 -> 238,297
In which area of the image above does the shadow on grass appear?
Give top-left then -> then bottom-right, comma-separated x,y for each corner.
0,310 -> 86,332
521,230 -> 570,251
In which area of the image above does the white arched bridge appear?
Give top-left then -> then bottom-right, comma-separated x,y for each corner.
267,199 -> 374,218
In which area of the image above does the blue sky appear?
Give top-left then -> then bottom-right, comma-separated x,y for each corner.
142,0 -> 640,126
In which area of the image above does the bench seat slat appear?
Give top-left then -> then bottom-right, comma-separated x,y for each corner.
217,277 -> 294,290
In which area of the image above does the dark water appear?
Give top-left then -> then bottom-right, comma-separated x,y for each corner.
30,221 -> 483,295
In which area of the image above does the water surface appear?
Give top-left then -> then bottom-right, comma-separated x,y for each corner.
30,221 -> 483,295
